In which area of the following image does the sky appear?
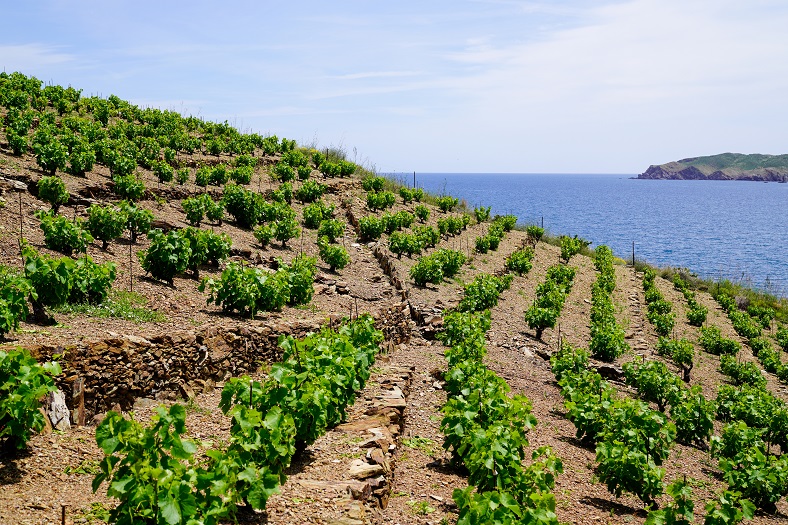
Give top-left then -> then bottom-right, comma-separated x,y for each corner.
2,0 -> 788,174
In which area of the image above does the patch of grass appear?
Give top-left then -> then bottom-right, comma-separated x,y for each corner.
64,458 -> 101,475
407,500 -> 436,516
291,497 -> 315,504
51,290 -> 166,323
72,502 -> 109,524
402,436 -> 437,455
184,398 -> 210,415
295,302 -> 318,312
339,451 -> 362,459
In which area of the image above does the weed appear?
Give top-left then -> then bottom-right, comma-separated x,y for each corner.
72,502 -> 109,524
402,436 -> 437,455
407,500 -> 435,516
51,290 -> 166,323
64,458 -> 101,475
184,398 -> 210,415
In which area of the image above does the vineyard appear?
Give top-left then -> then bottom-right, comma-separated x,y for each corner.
1,72 -> 788,524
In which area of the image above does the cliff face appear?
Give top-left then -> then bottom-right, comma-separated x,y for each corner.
638,153 -> 788,182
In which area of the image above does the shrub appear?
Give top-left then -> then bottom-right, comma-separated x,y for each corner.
200,262 -> 290,317
474,206 -> 491,222
22,244 -> 74,315
112,174 -> 146,201
318,238 -> 350,271
69,254 -> 117,304
399,187 -> 414,203
560,235 -> 589,262
506,247 -> 535,275
670,386 -> 715,448
176,167 -> 190,185
435,249 -> 466,278
457,274 -> 513,312
294,180 -> 325,203
271,181 -> 292,204
317,219 -> 345,243
230,165 -> 253,185
118,200 -> 153,243
254,224 -> 273,247
686,302 -> 708,327
86,204 -> 127,249
414,204 -> 430,222
34,134 -> 67,176
409,257 -> 443,286
388,232 -> 422,258
182,196 -> 206,226
37,175 -> 69,213
366,191 -> 395,211
210,164 -> 229,186
526,225 -> 545,242
436,196 -> 458,213
0,348 -> 61,450
302,201 -> 334,229
358,216 -> 384,241
271,163 -> 295,182
152,160 -> 173,183
362,176 -> 386,192
195,165 -> 211,187
36,210 -> 94,255
282,255 -> 317,306
139,229 -> 191,285
0,268 -> 34,337
414,225 -> 439,248
66,139 -> 96,177
223,184 -> 265,228
271,211 -> 300,248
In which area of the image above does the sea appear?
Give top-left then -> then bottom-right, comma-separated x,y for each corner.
387,173 -> 788,298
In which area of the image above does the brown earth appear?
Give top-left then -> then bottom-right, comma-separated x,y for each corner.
1,145 -> 788,525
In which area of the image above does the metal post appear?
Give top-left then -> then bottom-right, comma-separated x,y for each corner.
632,242 -> 635,267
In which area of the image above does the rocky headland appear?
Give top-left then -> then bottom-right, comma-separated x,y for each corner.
638,152 -> 788,181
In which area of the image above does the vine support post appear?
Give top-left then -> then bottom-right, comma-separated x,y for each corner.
73,378 -> 85,426
129,231 -> 133,293
61,504 -> 67,525
632,241 -> 635,267
18,191 -> 23,258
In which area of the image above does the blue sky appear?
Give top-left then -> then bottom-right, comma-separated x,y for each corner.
2,1 -> 788,173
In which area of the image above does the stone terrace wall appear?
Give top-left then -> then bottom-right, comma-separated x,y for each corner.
25,302 -> 411,421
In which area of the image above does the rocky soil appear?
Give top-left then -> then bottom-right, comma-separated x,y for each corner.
1,146 -> 788,525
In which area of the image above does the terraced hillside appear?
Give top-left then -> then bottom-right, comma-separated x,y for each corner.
1,73 -> 788,525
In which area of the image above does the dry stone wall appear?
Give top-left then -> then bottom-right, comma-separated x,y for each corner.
25,303 -> 411,423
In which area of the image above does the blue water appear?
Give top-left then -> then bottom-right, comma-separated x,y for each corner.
391,173 -> 788,297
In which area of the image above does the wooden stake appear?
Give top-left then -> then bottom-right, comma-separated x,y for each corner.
129,231 -> 133,293
61,504 -> 67,525
73,378 -> 85,426
18,191 -> 23,257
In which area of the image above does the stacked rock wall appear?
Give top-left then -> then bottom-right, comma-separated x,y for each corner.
26,303 -> 410,422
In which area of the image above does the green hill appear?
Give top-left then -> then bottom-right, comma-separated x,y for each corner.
639,153 -> 788,181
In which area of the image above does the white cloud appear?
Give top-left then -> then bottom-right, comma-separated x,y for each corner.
0,44 -> 74,72
404,0 -> 788,171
